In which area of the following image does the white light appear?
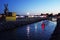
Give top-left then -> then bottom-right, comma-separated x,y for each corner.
27,12 -> 29,15
16,16 -> 19,18
20,16 -> 24,18
52,18 -> 57,21
27,25 -> 30,39
35,24 -> 37,30
28,15 -> 34,18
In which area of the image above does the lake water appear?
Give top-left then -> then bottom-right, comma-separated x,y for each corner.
0,20 -> 57,40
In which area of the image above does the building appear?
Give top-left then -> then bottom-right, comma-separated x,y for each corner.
0,4 -> 16,21
6,12 -> 16,21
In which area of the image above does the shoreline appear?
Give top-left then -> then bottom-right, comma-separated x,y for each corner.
0,17 -> 47,31
49,18 -> 60,40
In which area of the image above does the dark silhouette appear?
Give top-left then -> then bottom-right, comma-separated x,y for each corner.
4,4 -> 9,16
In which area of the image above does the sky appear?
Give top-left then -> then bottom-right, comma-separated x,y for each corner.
0,0 -> 60,15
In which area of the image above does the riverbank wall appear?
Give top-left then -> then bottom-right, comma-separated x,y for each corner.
0,17 -> 47,31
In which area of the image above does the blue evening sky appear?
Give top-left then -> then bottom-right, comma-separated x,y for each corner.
0,0 -> 60,15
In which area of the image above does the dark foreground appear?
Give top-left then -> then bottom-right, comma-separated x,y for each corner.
49,18 -> 60,40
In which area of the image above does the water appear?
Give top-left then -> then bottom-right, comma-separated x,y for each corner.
0,20 -> 57,40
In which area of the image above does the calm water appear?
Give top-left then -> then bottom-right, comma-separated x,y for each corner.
0,20 -> 57,40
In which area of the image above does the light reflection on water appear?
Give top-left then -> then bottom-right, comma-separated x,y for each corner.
25,20 -> 57,40
0,20 -> 57,40
35,24 -> 37,32
27,25 -> 30,39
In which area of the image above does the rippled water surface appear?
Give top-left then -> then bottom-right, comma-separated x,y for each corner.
0,20 -> 57,40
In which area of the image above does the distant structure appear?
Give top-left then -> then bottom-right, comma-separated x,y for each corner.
0,4 -> 16,21
4,4 -> 16,21
4,4 -> 9,16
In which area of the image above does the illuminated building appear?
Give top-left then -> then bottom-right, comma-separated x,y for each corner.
6,12 -> 16,21
0,4 -> 16,21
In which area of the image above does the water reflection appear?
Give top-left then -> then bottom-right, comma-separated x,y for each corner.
27,25 -> 30,39
15,21 -> 57,40
0,20 -> 57,40
35,24 -> 37,32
